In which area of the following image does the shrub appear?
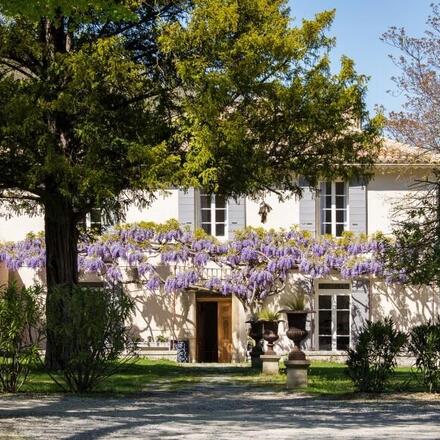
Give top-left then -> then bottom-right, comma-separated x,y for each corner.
49,285 -> 136,392
0,283 -> 44,393
346,318 -> 407,393
408,320 -> 440,393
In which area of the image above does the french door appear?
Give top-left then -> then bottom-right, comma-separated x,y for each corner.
316,283 -> 351,351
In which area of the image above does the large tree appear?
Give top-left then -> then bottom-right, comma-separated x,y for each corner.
382,4 -> 440,287
0,0 -> 381,368
160,0 -> 383,197
0,0 -> 187,368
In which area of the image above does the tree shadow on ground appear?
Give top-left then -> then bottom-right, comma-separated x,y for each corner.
0,390 -> 439,439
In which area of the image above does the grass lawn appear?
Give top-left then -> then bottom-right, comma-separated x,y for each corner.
19,359 -> 426,396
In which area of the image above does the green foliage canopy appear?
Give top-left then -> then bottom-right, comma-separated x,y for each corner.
0,0 -> 382,219
0,0 -> 186,219
160,0 -> 383,196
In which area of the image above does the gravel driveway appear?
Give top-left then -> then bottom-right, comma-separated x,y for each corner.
0,385 -> 439,439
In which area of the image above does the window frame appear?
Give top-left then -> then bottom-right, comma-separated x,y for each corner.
319,181 -> 349,237
82,208 -> 115,234
199,192 -> 228,239
315,282 -> 351,352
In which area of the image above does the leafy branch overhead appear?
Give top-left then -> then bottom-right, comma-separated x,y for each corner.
0,0 -> 382,217
160,1 -> 383,196
0,1 -> 186,217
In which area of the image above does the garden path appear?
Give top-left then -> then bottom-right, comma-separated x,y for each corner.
0,377 -> 439,440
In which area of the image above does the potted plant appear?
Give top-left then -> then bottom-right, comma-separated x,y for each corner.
257,309 -> 282,355
246,314 -> 264,367
156,334 -> 169,348
280,293 -> 315,360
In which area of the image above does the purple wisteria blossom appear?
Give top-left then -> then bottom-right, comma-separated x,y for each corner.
164,271 -> 199,292
145,276 -> 161,291
0,224 -> 403,311
106,265 -> 123,283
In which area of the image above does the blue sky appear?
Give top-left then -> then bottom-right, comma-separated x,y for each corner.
289,0 -> 433,115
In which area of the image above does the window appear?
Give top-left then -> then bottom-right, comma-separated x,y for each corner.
316,283 -> 351,351
320,182 -> 348,237
80,208 -> 115,234
200,193 -> 227,238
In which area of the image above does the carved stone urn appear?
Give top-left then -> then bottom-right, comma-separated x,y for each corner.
283,310 -> 315,360
246,319 -> 264,367
261,320 -> 280,355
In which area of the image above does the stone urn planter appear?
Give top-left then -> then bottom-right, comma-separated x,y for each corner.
259,319 -> 283,374
282,310 -> 315,360
246,319 -> 264,367
281,309 -> 315,388
261,320 -> 281,355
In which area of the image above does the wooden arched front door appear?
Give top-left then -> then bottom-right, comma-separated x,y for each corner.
196,295 -> 232,363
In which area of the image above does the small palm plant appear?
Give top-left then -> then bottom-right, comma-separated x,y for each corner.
283,293 -> 306,311
257,308 -> 280,322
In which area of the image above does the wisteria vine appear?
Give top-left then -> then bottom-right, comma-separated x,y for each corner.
0,220 -> 405,312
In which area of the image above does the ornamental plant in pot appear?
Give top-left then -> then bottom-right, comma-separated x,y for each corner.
246,314 -> 264,367
156,334 -> 169,348
257,309 -> 282,355
281,293 -> 315,360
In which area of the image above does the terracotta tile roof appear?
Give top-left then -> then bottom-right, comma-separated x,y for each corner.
377,139 -> 440,165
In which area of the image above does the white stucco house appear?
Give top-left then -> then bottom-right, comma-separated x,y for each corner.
0,140 -> 439,363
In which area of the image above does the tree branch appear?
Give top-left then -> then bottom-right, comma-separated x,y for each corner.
0,58 -> 38,79
0,193 -> 40,201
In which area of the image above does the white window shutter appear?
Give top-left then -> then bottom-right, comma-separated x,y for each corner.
178,188 -> 196,230
299,178 -> 316,236
349,179 -> 367,234
228,197 -> 246,238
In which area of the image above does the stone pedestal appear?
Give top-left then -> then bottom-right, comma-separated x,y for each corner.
261,354 -> 280,375
251,354 -> 262,368
285,360 -> 311,389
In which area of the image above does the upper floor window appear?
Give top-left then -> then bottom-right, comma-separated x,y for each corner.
80,208 -> 115,234
200,192 -> 227,238
320,182 -> 348,237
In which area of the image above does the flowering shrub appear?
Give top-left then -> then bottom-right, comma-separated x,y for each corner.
0,221 -> 404,314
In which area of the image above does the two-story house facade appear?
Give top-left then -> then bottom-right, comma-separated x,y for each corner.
1,140 -> 439,363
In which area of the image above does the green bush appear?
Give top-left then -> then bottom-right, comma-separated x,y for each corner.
0,283 -> 44,393
48,285 -> 137,392
408,320 -> 440,393
346,318 -> 407,393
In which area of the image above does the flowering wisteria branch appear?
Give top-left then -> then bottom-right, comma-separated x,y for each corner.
0,220 -> 406,313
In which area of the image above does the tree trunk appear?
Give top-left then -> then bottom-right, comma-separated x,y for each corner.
437,182 -> 440,324
39,14 -> 79,370
44,195 -> 79,370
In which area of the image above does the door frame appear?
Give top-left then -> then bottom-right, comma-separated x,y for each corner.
196,294 -> 232,362
314,281 -> 352,352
